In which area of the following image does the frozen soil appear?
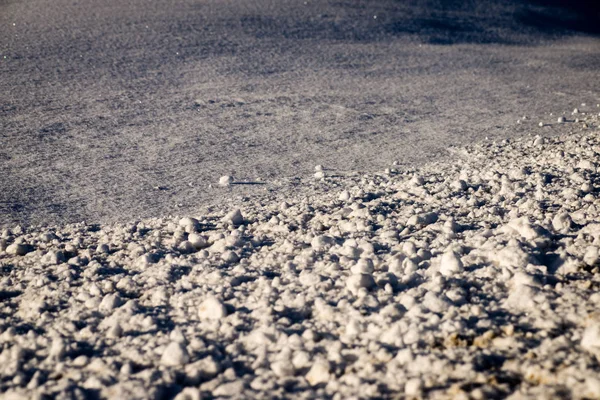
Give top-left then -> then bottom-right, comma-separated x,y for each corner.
1,109 -> 600,399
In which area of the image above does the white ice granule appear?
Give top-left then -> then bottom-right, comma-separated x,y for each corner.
222,209 -> 244,226
174,388 -> 201,400
552,212 -> 573,232
338,190 -> 351,201
439,251 -> 463,277
505,283 -> 539,311
350,258 -> 374,275
346,274 -> 375,295
161,342 -> 190,366
305,359 -> 330,386
582,322 -> 600,360
198,297 -> 228,320
188,233 -> 207,249
407,212 -> 438,227
219,175 -> 233,186
6,243 -> 32,256
99,293 -> 122,313
405,378 -> 423,397
311,235 -> 334,251
271,360 -> 295,377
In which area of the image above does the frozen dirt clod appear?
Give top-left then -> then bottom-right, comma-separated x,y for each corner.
1,109 -> 600,399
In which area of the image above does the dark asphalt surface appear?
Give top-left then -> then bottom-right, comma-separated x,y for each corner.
1,0 -> 599,226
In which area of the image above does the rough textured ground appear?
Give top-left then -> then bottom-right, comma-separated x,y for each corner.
1,109 -> 600,399
1,0 -> 600,226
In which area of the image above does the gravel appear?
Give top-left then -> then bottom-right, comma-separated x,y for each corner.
0,108 -> 600,399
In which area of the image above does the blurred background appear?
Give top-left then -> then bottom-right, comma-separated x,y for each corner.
1,0 -> 599,226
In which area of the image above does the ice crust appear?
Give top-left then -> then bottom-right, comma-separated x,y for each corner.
1,111 -> 600,399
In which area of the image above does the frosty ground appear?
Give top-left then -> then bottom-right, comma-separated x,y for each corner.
1,108 -> 600,399
2,0 -> 600,399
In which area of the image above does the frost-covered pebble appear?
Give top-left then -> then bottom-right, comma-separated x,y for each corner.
405,378 -> 423,397
198,297 -> 228,320
346,273 -> 376,295
6,243 -> 32,256
350,258 -> 374,275
160,342 -> 190,366
188,233 -> 207,249
219,175 -> 234,186
439,251 -> 463,277
222,209 -> 244,226
99,293 -> 122,313
305,359 -> 330,386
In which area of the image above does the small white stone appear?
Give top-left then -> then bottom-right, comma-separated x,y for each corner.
345,319 -> 363,338
314,165 -> 323,171
557,116 -> 566,123
305,359 -> 330,386
582,322 -> 600,358
42,250 -> 66,265
99,293 -> 122,313
339,190 -> 351,201
198,297 -> 228,320
351,258 -> 374,275
271,360 -> 295,377
107,323 -> 123,338
292,351 -> 311,369
221,250 -> 240,263
578,160 -> 596,171
410,175 -> 424,186
49,338 -> 66,360
405,378 -> 423,396
401,243 -> 417,258
178,240 -> 195,253
96,243 -> 110,254
214,381 -> 245,397
179,217 -> 200,232
188,233 -> 207,249
314,170 -> 325,179
451,180 -> 468,191
505,284 -> 539,311
422,291 -> 450,313
219,175 -> 234,186
552,212 -> 572,232
174,387 -> 202,400
222,209 -> 244,226
311,235 -> 334,251
439,251 -> 464,277
346,274 -> 376,295
161,342 -> 190,366
584,247 -> 599,267
6,243 -> 32,256
407,212 -> 438,227
39,232 -> 57,243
